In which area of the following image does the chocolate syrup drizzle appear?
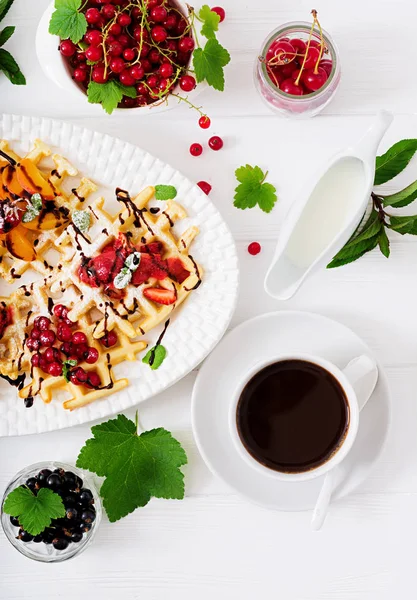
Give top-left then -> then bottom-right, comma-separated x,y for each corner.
148,319 -> 170,367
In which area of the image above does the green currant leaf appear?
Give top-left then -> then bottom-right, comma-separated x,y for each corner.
87,80 -> 136,115
193,38 -> 230,91
3,486 -> 65,536
233,164 -> 277,213
62,358 -> 77,382
198,5 -> 220,40
48,0 -> 87,44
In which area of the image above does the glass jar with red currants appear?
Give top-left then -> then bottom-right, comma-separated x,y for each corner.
254,13 -> 341,118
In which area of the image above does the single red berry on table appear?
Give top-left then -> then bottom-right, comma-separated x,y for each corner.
60,40 -> 77,57
198,115 -> 211,129
151,26 -> 168,43
85,8 -> 101,25
180,74 -> 196,92
211,6 -> 225,22
190,143 -> 203,157
197,181 -> 212,195
208,135 -> 223,151
248,242 -> 261,256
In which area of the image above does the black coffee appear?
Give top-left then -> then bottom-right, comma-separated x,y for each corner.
236,360 -> 349,473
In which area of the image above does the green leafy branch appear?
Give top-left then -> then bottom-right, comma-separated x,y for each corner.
328,139 -> 417,268
0,0 -> 26,85
193,5 -> 230,91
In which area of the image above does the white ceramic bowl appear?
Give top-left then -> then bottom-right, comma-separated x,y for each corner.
36,1 -> 206,115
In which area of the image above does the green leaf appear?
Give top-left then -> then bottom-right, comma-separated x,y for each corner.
113,266 -> 132,289
62,358 -> 77,382
76,414 -> 187,522
0,48 -> 25,85
327,209 -> 383,268
199,5 -> 220,39
30,194 -> 42,212
3,486 -> 65,536
155,185 -> 177,200
87,80 -> 136,115
233,164 -> 277,213
382,179 -> 417,208
49,0 -> 87,44
22,194 -> 42,222
375,139 -> 417,185
193,38 -> 230,91
389,214 -> 417,235
0,25 -> 14,47
72,209 -> 90,232
0,0 -> 14,23
378,228 -> 390,258
142,344 -> 167,370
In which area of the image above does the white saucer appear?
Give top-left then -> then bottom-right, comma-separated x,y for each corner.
191,311 -> 391,511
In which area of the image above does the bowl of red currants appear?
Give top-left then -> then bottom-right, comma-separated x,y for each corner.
36,0 -> 205,114
254,14 -> 341,118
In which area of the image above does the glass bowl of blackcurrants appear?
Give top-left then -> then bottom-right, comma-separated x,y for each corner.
1,462 -> 101,562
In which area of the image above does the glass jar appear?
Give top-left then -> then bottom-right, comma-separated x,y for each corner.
254,21 -> 341,118
1,462 -> 101,563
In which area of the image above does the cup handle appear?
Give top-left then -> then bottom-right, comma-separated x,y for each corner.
311,355 -> 378,532
342,355 -> 379,411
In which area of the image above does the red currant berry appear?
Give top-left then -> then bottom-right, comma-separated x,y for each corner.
92,66 -> 108,83
47,362 -> 63,377
85,347 -> 99,364
109,23 -> 122,36
72,331 -> 88,345
189,143 -> 203,157
73,68 -> 87,83
132,6 -> 141,19
140,43 -> 151,58
85,8 -> 101,24
118,13 -> 132,27
86,45 -> 103,62
158,78 -> 169,92
136,82 -> 148,95
39,330 -> 56,348
175,18 -> 187,36
122,96 -> 136,107
151,26 -> 167,43
151,5 -> 167,22
141,58 -> 152,72
146,74 -> 158,88
34,316 -> 51,331
165,40 -> 177,53
108,41 -> 123,57
39,356 -> 48,372
27,338 -> 41,352
70,367 -> 88,385
133,26 -> 148,41
208,135 -> 223,151
148,48 -> 161,64
179,74 -> 196,92
60,40 -> 77,57
73,343 -> 88,359
164,14 -> 177,30
281,78 -> 304,95
57,323 -> 72,342
31,353 -> 41,367
198,115 -> 211,129
45,347 -> 60,363
87,372 -> 101,388
85,30 -> 102,46
119,70 -> 135,86
248,242 -> 261,256
31,328 -> 41,340
60,342 -> 72,356
178,37 -> 195,53
102,4 -> 116,19
159,62 -> 173,78
197,181 -> 212,195
130,64 -> 145,80
123,48 -> 136,62
110,57 -> 126,74
101,330 -> 118,348
211,6 -> 225,22
118,34 -> 130,48
77,52 -> 86,62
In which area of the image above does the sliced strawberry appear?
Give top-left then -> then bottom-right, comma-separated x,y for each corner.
114,232 -> 133,256
150,254 -> 168,280
143,287 -> 176,305
139,241 -> 163,255
101,242 -> 115,254
131,254 -> 154,286
90,252 -> 116,283
167,257 -> 190,284
77,264 -> 99,287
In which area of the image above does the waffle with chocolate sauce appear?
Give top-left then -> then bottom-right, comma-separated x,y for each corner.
0,139 -> 202,410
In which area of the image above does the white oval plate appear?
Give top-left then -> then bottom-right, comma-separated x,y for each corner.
0,114 -> 239,436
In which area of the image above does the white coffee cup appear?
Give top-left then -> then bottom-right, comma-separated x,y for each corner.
229,353 -> 377,483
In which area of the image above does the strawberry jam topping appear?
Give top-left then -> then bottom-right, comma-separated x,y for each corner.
77,233 -> 190,294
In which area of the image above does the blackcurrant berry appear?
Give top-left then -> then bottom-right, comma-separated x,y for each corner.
79,489 -> 94,505
81,509 -> 96,524
63,492 -> 78,507
18,529 -> 33,542
46,473 -> 62,490
37,468 -> 52,486
66,507 -> 78,521
53,537 -> 70,550
33,534 -> 43,543
42,528 -> 55,544
9,516 -> 19,527
71,532 -> 83,543
25,477 -> 37,492
63,471 -> 78,490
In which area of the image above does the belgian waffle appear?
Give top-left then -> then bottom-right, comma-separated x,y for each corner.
0,139 -> 202,410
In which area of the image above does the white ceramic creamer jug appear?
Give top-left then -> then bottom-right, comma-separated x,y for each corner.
264,110 -> 393,300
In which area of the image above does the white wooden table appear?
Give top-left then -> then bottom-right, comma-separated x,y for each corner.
1,1 -> 417,598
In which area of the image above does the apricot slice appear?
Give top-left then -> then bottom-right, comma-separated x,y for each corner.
2,165 -> 25,198
17,158 -> 55,200
6,224 -> 36,262
22,210 -> 65,231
